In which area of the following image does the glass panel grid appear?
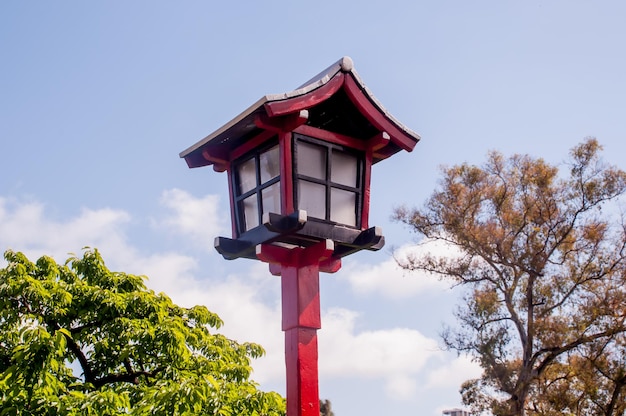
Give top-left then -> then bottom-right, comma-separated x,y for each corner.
233,141 -> 281,235
294,135 -> 363,228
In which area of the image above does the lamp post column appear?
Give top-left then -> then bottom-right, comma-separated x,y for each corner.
257,240 -> 341,416
282,262 -> 320,416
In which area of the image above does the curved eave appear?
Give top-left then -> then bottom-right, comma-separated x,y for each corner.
344,68 -> 421,152
180,56 -> 420,169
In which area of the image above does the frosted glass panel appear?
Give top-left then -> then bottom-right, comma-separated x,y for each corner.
237,158 -> 256,194
260,145 -> 280,183
242,194 -> 259,231
297,142 -> 326,180
330,188 -> 356,226
298,180 -> 326,220
331,151 -> 357,187
262,183 -> 281,216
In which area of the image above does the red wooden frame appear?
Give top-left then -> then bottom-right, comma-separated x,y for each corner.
279,132 -> 295,214
293,125 -> 368,152
264,74 -> 345,118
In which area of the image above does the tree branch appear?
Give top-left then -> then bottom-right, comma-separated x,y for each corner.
92,367 -> 163,389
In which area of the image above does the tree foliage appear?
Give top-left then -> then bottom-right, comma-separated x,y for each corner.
394,138 -> 626,415
320,399 -> 334,416
0,248 -> 285,415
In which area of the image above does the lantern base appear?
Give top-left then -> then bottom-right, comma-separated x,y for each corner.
215,210 -> 384,261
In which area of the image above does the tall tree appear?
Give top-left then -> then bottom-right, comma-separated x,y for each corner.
320,399 -> 335,416
0,248 -> 285,415
393,139 -> 626,415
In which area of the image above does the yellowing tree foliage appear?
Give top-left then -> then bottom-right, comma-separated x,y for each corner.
394,139 -> 626,415
0,249 -> 285,415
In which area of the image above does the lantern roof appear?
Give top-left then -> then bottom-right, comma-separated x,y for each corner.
180,56 -> 420,169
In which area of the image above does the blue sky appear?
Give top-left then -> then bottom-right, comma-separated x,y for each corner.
2,2 -> 626,415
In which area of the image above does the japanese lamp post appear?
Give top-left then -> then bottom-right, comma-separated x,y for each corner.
180,57 -> 420,416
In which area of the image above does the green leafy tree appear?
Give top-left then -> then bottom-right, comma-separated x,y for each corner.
0,248 -> 285,415
394,139 -> 626,415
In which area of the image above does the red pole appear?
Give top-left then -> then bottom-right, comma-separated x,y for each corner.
257,240 -> 341,416
282,263 -> 321,416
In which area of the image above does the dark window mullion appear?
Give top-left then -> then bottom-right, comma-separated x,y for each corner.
236,188 -> 258,202
256,164 -> 282,224
328,182 -> 359,192
254,154 -> 263,226
262,176 -> 281,188
297,175 -> 325,185
234,167 -> 245,235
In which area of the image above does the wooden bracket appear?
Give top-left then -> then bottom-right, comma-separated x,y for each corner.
254,110 -> 309,133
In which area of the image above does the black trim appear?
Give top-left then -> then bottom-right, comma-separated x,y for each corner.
214,211 -> 384,261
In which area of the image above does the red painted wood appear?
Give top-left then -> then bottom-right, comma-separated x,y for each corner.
281,263 -> 320,416
343,74 -> 417,152
256,239 -> 334,268
269,263 -> 282,276
319,257 -> 342,273
279,132 -> 294,214
370,131 -> 390,152
265,73 -> 345,117
229,129 -> 276,161
280,263 -> 320,330
201,150 -> 228,172
256,240 -> 342,416
361,150 -> 373,230
285,328 -> 320,416
293,124 -> 368,151
255,110 -> 309,133
299,239 -> 334,265
373,145 -> 400,161
256,243 -> 293,265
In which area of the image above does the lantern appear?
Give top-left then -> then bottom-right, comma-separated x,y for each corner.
180,56 -> 420,416
180,56 -> 419,261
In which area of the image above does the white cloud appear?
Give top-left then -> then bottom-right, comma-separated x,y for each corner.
386,375 -> 419,400
427,354 -> 483,389
156,188 -> 227,251
117,251 -> 199,296
319,307 -> 443,399
0,196 -> 131,264
339,241 -> 455,299
0,194 -> 470,403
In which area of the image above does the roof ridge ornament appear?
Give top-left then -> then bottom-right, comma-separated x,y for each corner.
339,56 -> 354,72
